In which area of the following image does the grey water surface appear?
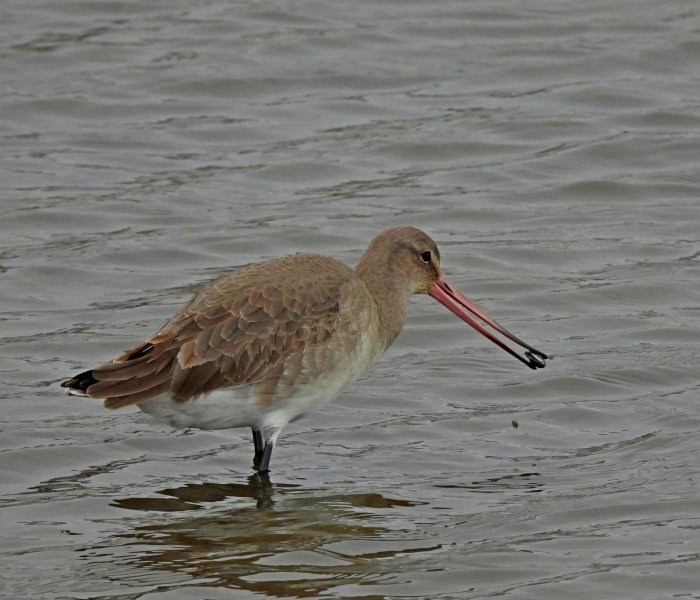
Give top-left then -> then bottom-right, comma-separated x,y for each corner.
2,0 -> 700,598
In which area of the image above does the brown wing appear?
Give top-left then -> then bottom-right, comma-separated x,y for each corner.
62,255 -> 366,409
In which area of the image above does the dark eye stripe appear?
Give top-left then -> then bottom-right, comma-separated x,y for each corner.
420,250 -> 431,263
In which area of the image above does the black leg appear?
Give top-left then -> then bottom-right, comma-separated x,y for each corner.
256,442 -> 274,473
252,428 -> 264,470
252,428 -> 263,454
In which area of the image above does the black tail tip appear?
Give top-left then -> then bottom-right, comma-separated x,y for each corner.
61,370 -> 97,391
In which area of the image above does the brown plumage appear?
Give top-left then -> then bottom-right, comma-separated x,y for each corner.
62,226 -> 547,473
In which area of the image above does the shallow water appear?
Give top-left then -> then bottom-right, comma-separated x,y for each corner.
2,0 -> 700,598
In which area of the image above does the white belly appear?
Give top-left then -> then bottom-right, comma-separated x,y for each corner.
138,318 -> 382,436
138,386 -> 262,430
137,361 -> 363,432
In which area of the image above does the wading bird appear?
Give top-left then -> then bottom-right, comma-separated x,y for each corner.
62,226 -> 547,473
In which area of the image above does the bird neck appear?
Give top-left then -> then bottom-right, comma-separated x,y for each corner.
355,257 -> 410,351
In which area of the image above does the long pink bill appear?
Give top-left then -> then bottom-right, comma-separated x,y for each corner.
428,277 -> 548,370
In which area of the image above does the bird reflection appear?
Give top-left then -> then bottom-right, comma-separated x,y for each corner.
108,475 -> 432,598
113,472 -> 279,511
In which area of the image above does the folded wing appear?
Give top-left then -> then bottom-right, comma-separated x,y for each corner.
61,255 -> 365,409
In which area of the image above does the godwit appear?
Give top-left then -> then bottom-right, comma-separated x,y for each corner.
62,226 -> 547,473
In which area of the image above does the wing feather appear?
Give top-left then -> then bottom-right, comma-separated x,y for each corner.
66,254 -> 369,409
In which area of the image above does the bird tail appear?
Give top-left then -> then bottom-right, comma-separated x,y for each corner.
61,343 -> 176,409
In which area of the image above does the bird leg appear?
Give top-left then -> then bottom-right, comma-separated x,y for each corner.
256,442 -> 274,474
252,428 -> 264,467
253,426 -> 280,473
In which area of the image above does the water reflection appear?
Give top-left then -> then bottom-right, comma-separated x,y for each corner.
110,476 -> 435,597
435,471 -> 543,494
113,473 -> 281,511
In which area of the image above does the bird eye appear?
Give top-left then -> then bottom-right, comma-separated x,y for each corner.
420,250 -> 432,263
